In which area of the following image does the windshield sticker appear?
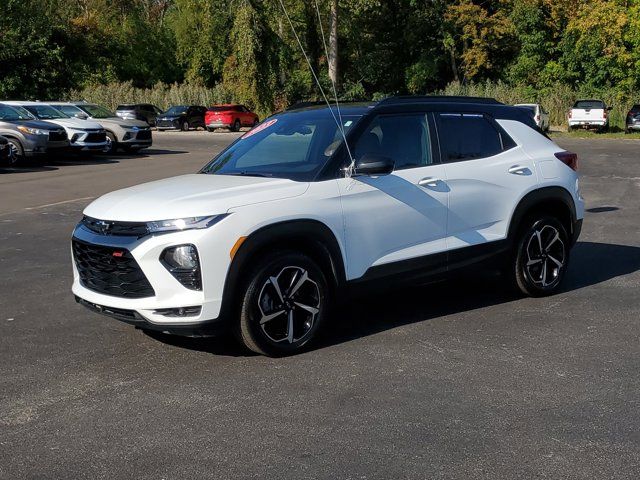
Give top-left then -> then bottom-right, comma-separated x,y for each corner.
242,118 -> 278,139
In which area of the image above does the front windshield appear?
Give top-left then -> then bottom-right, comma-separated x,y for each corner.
200,110 -> 361,181
165,106 -> 188,116
0,104 -> 35,121
23,104 -> 70,119
79,104 -> 115,118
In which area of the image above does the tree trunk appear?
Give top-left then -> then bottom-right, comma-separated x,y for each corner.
328,0 -> 339,89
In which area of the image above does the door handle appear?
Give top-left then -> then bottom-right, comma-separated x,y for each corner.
508,165 -> 532,176
418,177 -> 442,187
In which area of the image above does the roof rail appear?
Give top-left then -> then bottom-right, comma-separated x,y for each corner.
377,95 -> 503,106
286,100 -> 367,111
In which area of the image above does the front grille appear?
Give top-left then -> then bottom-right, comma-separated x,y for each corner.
84,132 -> 106,143
48,130 -> 67,142
72,239 -> 155,298
81,216 -> 149,237
136,129 -> 152,140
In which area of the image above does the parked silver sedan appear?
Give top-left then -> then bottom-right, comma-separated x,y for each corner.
49,102 -> 152,154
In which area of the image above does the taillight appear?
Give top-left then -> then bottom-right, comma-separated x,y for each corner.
555,151 -> 578,171
535,114 -> 540,122
603,110 -> 608,119
568,111 -> 572,119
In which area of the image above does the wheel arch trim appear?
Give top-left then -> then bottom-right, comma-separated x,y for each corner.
507,186 -> 577,242
218,219 -> 346,320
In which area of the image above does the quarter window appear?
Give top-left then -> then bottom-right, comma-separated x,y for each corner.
354,114 -> 432,170
437,113 -> 506,162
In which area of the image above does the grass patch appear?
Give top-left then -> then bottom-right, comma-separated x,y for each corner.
549,129 -> 640,140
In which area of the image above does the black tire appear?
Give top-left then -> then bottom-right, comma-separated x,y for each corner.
206,127 -> 215,132
236,251 -> 330,356
5,138 -> 23,166
231,119 -> 241,132
253,118 -> 259,127
510,216 -> 570,297
103,132 -> 117,154
181,121 -> 189,131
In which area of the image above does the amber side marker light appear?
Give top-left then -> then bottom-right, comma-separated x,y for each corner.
230,236 -> 247,259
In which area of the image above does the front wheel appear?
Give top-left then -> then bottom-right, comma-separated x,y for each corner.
236,251 -> 330,356
5,138 -> 22,166
231,119 -> 241,132
511,216 -> 570,297
103,132 -> 117,154
181,121 -> 189,131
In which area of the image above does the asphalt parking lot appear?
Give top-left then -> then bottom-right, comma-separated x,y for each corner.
1,132 -> 639,479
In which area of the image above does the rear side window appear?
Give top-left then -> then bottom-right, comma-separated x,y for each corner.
354,114 -> 432,170
436,113 -> 506,162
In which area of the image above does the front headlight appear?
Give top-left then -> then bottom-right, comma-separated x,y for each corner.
146,215 -> 228,234
17,126 -> 49,136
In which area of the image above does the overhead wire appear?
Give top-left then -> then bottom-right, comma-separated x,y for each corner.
276,0 -> 355,175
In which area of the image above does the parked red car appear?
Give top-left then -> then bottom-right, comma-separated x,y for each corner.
205,105 -> 259,132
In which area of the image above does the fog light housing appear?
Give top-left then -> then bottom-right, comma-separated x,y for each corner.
160,244 -> 202,290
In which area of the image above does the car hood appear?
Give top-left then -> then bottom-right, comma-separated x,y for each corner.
95,117 -> 149,129
1,119 -> 62,130
42,117 -> 103,130
84,174 -> 309,222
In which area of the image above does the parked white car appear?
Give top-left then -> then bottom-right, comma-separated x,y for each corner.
568,99 -> 610,131
71,97 -> 584,356
49,102 -> 152,154
514,103 -> 550,131
3,101 -> 107,152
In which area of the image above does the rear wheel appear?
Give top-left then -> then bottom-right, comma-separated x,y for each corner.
5,138 -> 23,166
236,251 -> 329,356
206,127 -> 215,132
510,216 -> 569,297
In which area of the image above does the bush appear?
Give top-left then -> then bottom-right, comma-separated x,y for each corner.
67,81 -> 233,112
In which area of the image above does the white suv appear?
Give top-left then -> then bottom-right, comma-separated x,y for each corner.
71,96 -> 584,356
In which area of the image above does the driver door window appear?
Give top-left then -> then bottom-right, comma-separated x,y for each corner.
354,114 -> 432,170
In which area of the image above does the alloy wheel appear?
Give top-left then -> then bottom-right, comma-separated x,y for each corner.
103,135 -> 113,153
7,142 -> 19,166
524,224 -> 566,288
257,266 -> 320,344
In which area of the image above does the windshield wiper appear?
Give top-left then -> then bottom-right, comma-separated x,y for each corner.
224,171 -> 274,178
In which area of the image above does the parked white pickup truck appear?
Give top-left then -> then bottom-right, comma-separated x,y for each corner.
568,99 -> 611,131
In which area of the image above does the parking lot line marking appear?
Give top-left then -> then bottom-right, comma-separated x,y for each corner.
24,196 -> 96,211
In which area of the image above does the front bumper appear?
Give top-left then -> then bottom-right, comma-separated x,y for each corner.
626,123 -> 640,131
75,296 -> 227,336
71,223 -> 229,333
119,129 -> 153,148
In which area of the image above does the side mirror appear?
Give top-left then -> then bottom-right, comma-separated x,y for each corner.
354,154 -> 394,176
75,113 -> 88,120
